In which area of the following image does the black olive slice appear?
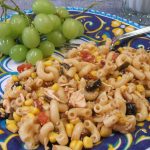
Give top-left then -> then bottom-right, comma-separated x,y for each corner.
60,63 -> 71,70
0,107 -> 10,119
85,79 -> 101,92
118,62 -> 130,72
126,103 -> 137,115
11,81 -> 22,89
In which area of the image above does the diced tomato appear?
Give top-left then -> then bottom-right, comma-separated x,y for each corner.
80,51 -> 95,63
100,60 -> 105,68
34,100 -> 43,111
84,74 -> 97,80
38,111 -> 48,125
112,53 -> 119,61
17,64 -> 32,73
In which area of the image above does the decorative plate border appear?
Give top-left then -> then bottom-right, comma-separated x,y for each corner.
67,7 -> 143,29
0,6 -> 146,29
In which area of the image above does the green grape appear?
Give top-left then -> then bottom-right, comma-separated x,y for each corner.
22,27 -> 40,48
60,18 -> 65,24
76,20 -> 84,36
48,14 -> 61,30
39,41 -> 55,57
47,30 -> 66,47
32,0 -> 56,14
26,48 -> 43,65
56,7 -> 69,18
0,22 -> 12,38
10,15 -> 28,37
57,25 -> 63,32
0,37 -> 15,55
9,44 -> 28,62
62,18 -> 79,39
34,14 -> 53,34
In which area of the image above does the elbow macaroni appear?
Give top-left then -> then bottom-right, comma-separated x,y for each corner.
1,40 -> 150,150
71,122 -> 84,140
50,100 -> 60,124
56,121 -> 68,146
84,120 -> 100,143
39,122 -> 54,149
68,108 -> 92,120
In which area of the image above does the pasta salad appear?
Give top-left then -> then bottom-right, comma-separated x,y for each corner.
1,38 -> 150,150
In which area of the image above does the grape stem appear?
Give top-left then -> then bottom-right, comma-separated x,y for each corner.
70,2 -> 103,17
10,0 -> 20,9
0,7 -> 4,20
0,3 -> 24,15
0,0 -> 31,24
4,7 -> 7,21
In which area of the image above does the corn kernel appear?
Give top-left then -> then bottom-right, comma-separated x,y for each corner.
51,83 -> 59,91
136,84 -> 145,92
6,119 -> 16,125
96,56 -> 102,62
12,75 -> 19,82
27,113 -> 35,118
74,140 -> 83,150
83,136 -> 93,149
65,123 -> 74,137
137,122 -> 144,127
117,76 -> 122,81
44,61 -> 52,66
13,112 -> 21,122
16,86 -> 22,90
74,74 -> 80,81
31,72 -> 37,78
90,71 -> 97,77
51,57 -> 61,62
49,57 -> 55,61
70,118 -> 81,125
93,51 -> 99,56
7,123 -> 18,133
30,107 -> 40,115
146,116 -> 150,121
121,85 -> 127,91
24,99 -> 33,106
49,132 -> 59,143
0,108 -> 4,113
0,129 -> 4,134
118,47 -> 124,53
70,140 -> 78,149
100,126 -> 112,137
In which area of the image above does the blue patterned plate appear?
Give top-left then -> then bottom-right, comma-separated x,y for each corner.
0,7 -> 150,150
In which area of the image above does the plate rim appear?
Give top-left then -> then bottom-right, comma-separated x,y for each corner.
66,7 -> 143,28
0,6 -> 150,38
2,7 -> 149,37
1,7 -> 143,29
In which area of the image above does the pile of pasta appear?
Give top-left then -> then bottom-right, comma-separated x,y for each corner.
2,39 -> 150,150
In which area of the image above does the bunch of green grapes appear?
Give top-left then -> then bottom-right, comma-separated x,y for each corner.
0,0 -> 84,65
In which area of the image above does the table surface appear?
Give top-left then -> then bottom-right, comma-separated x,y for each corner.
1,0 -> 150,25
2,0 -> 122,15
